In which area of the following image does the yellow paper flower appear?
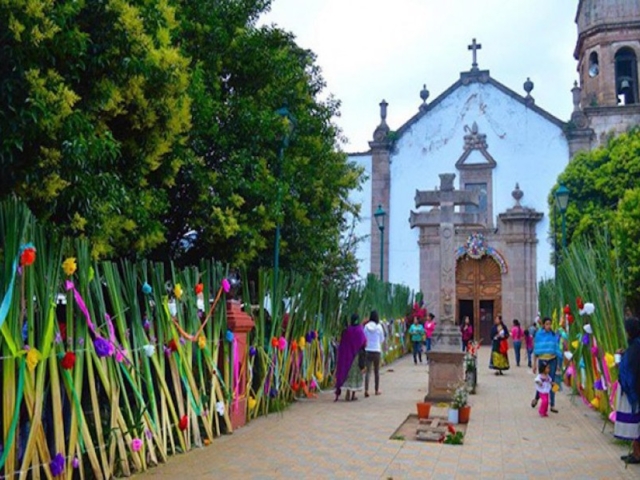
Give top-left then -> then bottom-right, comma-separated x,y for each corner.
571,340 -> 579,349
604,352 -> 615,369
62,257 -> 77,276
591,397 -> 600,409
248,397 -> 257,410
298,337 -> 306,349
552,383 -> 560,393
174,284 -> 183,300
315,371 -> 323,382
26,348 -> 42,372
198,335 -> 206,350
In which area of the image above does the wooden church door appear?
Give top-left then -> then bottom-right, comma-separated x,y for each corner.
455,256 -> 502,343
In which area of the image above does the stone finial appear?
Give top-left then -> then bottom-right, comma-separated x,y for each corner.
419,84 -> 430,111
512,183 -> 524,206
572,81 -> 581,111
372,99 -> 390,142
524,78 -> 534,105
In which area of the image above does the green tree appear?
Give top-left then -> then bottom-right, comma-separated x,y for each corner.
553,128 -> 640,309
0,0 -> 191,257
158,1 -> 362,279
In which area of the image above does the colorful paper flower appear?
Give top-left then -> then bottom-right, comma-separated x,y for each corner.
198,335 -> 207,350
131,438 -> 143,452
270,337 -> 278,348
591,346 -> 599,356
62,257 -> 77,276
310,379 -> 318,390
316,371 -> 324,382
563,305 -> 571,315
25,348 -> 41,372
143,319 -> 151,330
168,300 -> 177,317
168,339 -> 178,353
20,246 -> 36,266
72,457 -> 79,469
291,381 -> 300,392
581,334 -> 590,345
94,337 -> 113,358
269,387 -> 278,398
195,283 -> 204,295
178,415 -> 188,431
225,330 -> 234,342
594,379 -> 604,390
248,397 -> 257,410
221,278 -> 230,293
61,351 -> 76,370
563,351 -> 573,360
173,284 -> 183,300
215,401 -> 225,416
604,352 -> 615,369
583,302 -> 595,315
249,346 -> 257,357
567,314 -> 574,325
571,340 -> 579,349
565,365 -> 575,377
576,297 -> 584,310
290,340 -> 298,351
609,411 -> 617,422
590,397 -> 600,409
142,282 -> 152,295
50,453 -> 65,476
142,344 -> 155,357
298,337 -> 306,349
278,337 -> 287,351
583,324 -> 593,334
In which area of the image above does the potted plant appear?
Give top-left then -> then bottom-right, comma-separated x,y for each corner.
451,384 -> 471,424
416,399 -> 431,419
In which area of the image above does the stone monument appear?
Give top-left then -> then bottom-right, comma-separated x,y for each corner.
410,173 -> 481,401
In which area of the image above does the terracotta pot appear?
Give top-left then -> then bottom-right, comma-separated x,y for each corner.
416,402 -> 431,419
458,405 -> 471,424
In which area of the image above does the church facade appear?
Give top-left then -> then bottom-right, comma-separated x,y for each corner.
347,1 -> 640,340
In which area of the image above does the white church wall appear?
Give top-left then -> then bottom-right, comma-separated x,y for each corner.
389,81 -> 569,291
346,154 -> 372,276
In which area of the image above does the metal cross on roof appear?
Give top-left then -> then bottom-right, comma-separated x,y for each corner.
468,38 -> 482,71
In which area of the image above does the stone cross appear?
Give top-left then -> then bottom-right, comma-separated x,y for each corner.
468,38 -> 482,71
410,173 -> 480,330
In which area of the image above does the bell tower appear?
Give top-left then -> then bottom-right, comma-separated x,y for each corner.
569,0 -> 640,154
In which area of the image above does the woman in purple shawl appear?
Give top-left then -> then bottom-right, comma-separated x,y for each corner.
335,313 -> 367,402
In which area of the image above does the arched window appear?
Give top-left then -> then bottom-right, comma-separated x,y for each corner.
615,47 -> 638,105
588,51 -> 599,77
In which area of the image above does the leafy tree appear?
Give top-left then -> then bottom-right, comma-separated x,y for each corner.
0,0 -> 191,257
158,2 -> 363,279
553,128 -> 640,309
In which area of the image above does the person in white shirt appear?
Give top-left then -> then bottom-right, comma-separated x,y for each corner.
364,310 -> 385,397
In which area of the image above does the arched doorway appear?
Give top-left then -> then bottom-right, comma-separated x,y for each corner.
456,255 -> 502,343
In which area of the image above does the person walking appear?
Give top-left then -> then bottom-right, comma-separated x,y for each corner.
511,319 -> 523,367
615,316 -> 640,464
461,316 -> 473,352
531,317 -> 559,413
408,317 -> 425,364
334,313 -> 367,402
424,313 -> 436,352
534,361 -> 553,417
489,314 -> 510,375
524,329 -> 534,368
364,310 -> 385,397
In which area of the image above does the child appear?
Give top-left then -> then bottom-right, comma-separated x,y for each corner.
534,362 -> 552,417
424,313 -> 436,352
524,329 -> 534,368
408,317 -> 425,364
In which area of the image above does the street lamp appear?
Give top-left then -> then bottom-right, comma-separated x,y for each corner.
272,104 -> 295,328
374,204 -> 386,281
555,184 -> 570,250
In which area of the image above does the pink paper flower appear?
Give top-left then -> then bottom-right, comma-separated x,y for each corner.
278,337 -> 287,351
132,438 -> 143,452
221,278 -> 230,293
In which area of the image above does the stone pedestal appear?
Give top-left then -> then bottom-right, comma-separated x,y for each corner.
425,351 -> 465,402
434,324 -> 463,351
226,299 -> 255,429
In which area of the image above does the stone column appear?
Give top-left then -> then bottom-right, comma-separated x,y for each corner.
369,100 -> 392,281
226,299 -> 255,429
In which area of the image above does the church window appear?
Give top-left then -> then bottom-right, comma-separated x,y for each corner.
615,47 -> 638,105
588,51 -> 599,77
464,183 -> 487,216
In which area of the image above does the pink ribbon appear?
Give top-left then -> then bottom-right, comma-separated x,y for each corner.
232,339 -> 240,413
65,281 -> 97,333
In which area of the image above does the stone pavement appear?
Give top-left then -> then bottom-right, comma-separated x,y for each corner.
137,347 -> 637,479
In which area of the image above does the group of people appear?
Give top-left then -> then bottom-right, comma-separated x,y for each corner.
334,311 -> 387,401
407,314 -> 436,364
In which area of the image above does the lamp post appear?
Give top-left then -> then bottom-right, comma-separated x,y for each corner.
374,204 -> 386,281
555,184 -> 570,250
272,105 -> 295,327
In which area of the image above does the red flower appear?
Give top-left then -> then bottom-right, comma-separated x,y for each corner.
271,337 -> 278,348
576,297 -> 584,310
300,380 -> 307,389
168,339 -> 178,353
563,305 -> 571,315
447,424 -> 456,434
195,283 -> 204,295
178,415 -> 188,431
20,247 -> 36,266
61,351 -> 76,370
291,340 -> 298,351
291,381 -> 300,391
567,314 -> 574,325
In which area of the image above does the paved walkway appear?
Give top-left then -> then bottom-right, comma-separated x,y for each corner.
138,348 -> 637,479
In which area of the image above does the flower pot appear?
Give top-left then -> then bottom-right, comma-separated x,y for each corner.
447,408 -> 459,424
416,402 -> 431,419
458,405 -> 471,424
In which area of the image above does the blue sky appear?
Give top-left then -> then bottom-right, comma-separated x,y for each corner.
261,0 -> 579,151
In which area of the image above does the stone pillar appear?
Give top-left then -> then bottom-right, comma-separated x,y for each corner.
369,100 -> 392,282
226,299 -> 255,429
